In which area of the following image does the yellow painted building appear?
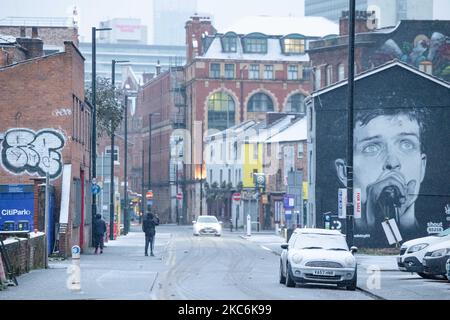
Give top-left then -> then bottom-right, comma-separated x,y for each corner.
243,142 -> 263,188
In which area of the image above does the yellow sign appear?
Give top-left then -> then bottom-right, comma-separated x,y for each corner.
303,182 -> 308,200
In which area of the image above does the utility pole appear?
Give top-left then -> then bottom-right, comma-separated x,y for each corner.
123,94 -> 129,234
91,26 -> 111,246
346,0 -> 356,247
141,148 -> 145,223
200,121 -> 204,216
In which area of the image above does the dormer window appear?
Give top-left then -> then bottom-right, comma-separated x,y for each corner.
221,32 -> 237,52
242,33 -> 267,54
282,34 -> 306,54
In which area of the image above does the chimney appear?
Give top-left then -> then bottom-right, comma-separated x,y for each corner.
156,60 -> 161,75
31,27 -> 38,38
185,14 -> 217,63
339,10 -> 377,36
16,34 -> 44,59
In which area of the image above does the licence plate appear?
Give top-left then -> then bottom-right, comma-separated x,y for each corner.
313,270 -> 335,276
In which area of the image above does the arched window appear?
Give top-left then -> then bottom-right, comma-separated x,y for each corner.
208,92 -> 235,131
248,93 -> 274,112
286,93 -> 305,113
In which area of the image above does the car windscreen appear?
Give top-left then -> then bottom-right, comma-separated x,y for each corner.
197,216 -> 218,223
437,228 -> 450,237
292,233 -> 349,251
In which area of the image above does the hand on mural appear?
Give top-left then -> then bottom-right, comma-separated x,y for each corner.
365,172 -> 416,228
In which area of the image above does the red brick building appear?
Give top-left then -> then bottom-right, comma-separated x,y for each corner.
0,39 -> 90,257
308,11 -> 450,89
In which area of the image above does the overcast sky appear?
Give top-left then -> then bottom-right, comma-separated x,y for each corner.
1,0 -> 448,43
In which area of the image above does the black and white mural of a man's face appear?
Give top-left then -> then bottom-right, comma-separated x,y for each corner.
335,112 -> 427,233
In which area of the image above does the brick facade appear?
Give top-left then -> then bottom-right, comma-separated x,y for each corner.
0,41 -> 90,256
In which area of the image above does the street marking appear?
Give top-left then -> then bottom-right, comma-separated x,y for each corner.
260,245 -> 271,251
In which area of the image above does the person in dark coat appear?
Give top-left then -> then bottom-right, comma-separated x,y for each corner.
93,214 -> 107,254
142,212 -> 159,256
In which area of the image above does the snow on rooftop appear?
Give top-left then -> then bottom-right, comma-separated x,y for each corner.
0,34 -> 16,44
265,117 -> 307,143
221,15 -> 339,38
200,36 -> 310,62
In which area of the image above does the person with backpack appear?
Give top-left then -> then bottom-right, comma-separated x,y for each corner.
142,212 -> 159,256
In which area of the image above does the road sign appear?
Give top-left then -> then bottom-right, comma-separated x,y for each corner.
92,184 -> 101,195
338,188 -> 347,219
146,190 -> 153,199
283,195 -> 294,209
354,188 -> 361,218
232,193 -> 241,202
176,192 -> 183,200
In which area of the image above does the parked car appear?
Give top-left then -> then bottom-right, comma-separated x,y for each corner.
193,215 -> 222,236
279,228 -> 358,290
446,257 -> 450,282
422,239 -> 450,279
397,228 -> 450,279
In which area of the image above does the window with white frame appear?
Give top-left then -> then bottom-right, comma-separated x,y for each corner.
249,64 -> 260,79
264,65 -> 273,80
210,63 -> 220,78
338,63 -> 345,81
298,143 -> 304,158
288,65 -> 298,80
105,146 -> 119,164
314,67 -> 321,90
326,65 -> 333,86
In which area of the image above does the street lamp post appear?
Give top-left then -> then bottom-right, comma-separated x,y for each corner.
123,94 -> 129,235
200,121 -> 204,216
91,26 -> 111,246
110,59 -> 129,241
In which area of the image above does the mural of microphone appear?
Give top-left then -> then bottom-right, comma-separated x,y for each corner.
378,185 -> 406,223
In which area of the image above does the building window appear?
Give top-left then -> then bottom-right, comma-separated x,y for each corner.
225,64 -> 235,79
106,146 -> 119,164
288,65 -> 298,80
221,33 -> 237,52
253,143 -> 259,160
314,67 -> 321,90
239,169 -> 241,181
228,169 -> 231,183
243,34 -> 267,53
283,38 -> 305,54
220,169 -> 223,183
210,63 -> 220,78
263,65 -> 273,80
298,143 -> 304,158
267,143 -> 272,157
209,169 -> 213,184
419,61 -> 433,75
326,65 -> 333,86
208,92 -> 235,131
249,64 -> 260,79
338,63 -> 345,81
286,93 -> 305,113
248,92 -> 274,112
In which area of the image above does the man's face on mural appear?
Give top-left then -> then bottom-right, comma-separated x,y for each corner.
336,113 -> 427,226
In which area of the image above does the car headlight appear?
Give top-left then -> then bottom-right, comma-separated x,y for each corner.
431,248 -> 449,257
291,253 -> 303,264
344,256 -> 355,267
407,243 -> 429,253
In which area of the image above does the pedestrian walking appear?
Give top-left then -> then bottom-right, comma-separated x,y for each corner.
93,214 -> 107,254
143,212 -> 159,256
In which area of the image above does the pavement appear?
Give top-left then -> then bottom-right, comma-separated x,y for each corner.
0,224 -> 170,300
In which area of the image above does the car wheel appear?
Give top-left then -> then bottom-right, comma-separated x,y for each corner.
193,233 -> 199,236
285,263 -> 295,288
279,261 -> 286,284
346,270 -> 357,291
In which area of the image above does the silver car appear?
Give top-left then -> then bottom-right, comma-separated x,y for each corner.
279,228 -> 358,290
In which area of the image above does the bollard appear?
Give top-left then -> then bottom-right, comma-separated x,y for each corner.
275,223 -> 279,235
246,214 -> 251,237
67,245 -> 81,291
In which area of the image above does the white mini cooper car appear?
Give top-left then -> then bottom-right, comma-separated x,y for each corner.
279,228 -> 358,290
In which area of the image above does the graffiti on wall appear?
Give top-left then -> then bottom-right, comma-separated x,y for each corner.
1,128 -> 65,179
372,31 -> 450,81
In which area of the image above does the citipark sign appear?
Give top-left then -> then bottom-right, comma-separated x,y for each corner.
1,208 -> 32,216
